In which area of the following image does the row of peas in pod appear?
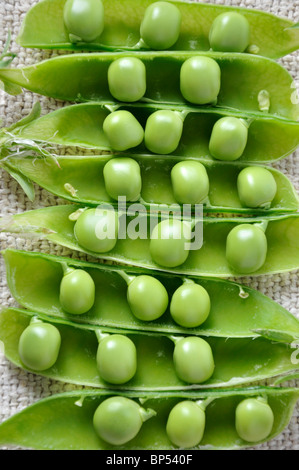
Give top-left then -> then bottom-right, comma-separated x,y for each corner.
0,0 -> 299,451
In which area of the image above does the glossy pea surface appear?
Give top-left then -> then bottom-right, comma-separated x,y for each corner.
107,57 -> 146,102
150,219 -> 190,268
170,283 -> 211,328
209,12 -> 251,53
226,224 -> 267,274
235,398 -> 274,443
209,117 -> 248,161
180,56 -> 221,105
140,1 -> 182,50
171,161 -> 209,204
127,275 -> 169,321
74,208 -> 118,253
144,110 -> 183,155
237,167 -> 278,208
173,337 -> 215,384
59,269 -> 95,315
63,0 -> 104,42
166,400 -> 205,448
103,157 -> 142,202
103,111 -> 144,151
18,321 -> 61,371
93,397 -> 143,445
96,334 -> 137,384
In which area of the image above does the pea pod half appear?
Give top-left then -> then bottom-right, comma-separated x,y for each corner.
0,307 -> 298,390
16,0 -> 299,59
1,52 -> 298,121
2,153 -> 298,214
3,249 -> 299,341
1,102 -> 299,164
1,204 -> 299,277
0,386 -> 298,450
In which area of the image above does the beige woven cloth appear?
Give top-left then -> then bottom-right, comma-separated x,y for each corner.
0,0 -> 298,450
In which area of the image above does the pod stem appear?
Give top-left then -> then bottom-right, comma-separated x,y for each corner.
117,270 -> 136,286
174,109 -> 189,122
29,315 -> 43,325
168,334 -> 184,345
61,262 -> 75,276
182,277 -> 195,285
139,406 -> 157,423
195,397 -> 216,411
253,220 -> 269,233
95,329 -> 110,343
240,118 -> 254,129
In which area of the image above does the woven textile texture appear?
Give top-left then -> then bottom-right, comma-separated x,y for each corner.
0,0 -> 298,450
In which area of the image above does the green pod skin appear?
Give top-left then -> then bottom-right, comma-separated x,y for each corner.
127,275 -> 169,322
209,12 -> 251,53
2,205 -> 299,278
102,110 -> 144,151
180,56 -> 221,105
96,334 -> 137,384
18,318 -> 61,371
16,0 -> 299,59
59,268 -> 95,315
144,110 -> 183,155
74,207 -> 118,253
173,336 -> 215,384
63,0 -> 104,43
140,1 -> 182,50
171,161 -> 210,205
166,400 -> 206,448
237,166 -> 278,209
235,398 -> 274,443
4,249 -> 299,341
107,57 -> 146,102
209,117 -> 249,161
170,282 -> 211,328
150,219 -> 191,268
0,386 -> 297,450
103,157 -> 142,202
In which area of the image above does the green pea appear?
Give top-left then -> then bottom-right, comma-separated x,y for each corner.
150,219 -> 191,268
226,224 -> 267,274
166,400 -> 205,448
103,158 -> 142,202
180,56 -> 221,105
173,336 -> 215,384
237,166 -> 277,209
59,268 -> 95,315
140,1 -> 182,50
18,319 -> 61,371
96,334 -> 137,384
107,57 -> 146,102
63,0 -> 104,43
209,117 -> 248,161
209,12 -> 251,53
144,110 -> 183,155
170,282 -> 211,328
93,397 -> 144,445
235,398 -> 274,442
74,207 -> 118,253
103,110 -> 144,151
127,275 -> 169,321
171,161 -> 209,204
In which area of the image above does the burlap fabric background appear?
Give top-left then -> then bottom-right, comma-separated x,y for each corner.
0,0 -> 298,451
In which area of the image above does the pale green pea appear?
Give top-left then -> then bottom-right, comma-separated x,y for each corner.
140,1 -> 182,50
150,219 -> 191,268
180,56 -> 221,105
107,57 -> 146,102
63,0 -> 104,43
235,398 -> 274,442
103,157 -> 142,202
209,117 -> 248,161
166,400 -> 206,448
144,110 -> 183,155
237,166 -> 277,209
171,161 -> 209,204
209,12 -> 251,53
170,282 -> 211,328
173,336 -> 215,384
59,268 -> 95,315
74,207 -> 118,253
127,275 -> 169,321
103,110 -> 144,151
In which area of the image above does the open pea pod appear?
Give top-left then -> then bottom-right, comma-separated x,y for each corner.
16,0 -> 299,59
0,307 -> 298,390
3,248 -> 299,341
0,386 -> 298,450
1,102 -> 299,164
1,153 -> 299,215
1,52 -> 298,121
1,204 -> 299,278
